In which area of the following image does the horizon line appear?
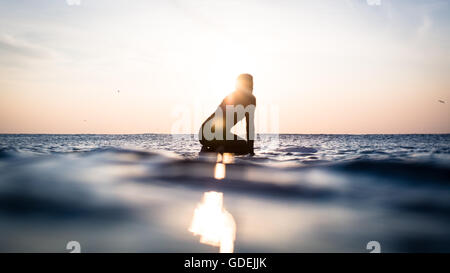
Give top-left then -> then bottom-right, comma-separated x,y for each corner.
1,132 -> 449,135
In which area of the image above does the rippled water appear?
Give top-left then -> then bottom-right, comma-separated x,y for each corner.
0,134 -> 449,252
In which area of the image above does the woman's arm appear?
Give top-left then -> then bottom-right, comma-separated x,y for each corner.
245,111 -> 255,155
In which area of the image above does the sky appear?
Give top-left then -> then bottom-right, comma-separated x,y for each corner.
0,0 -> 449,134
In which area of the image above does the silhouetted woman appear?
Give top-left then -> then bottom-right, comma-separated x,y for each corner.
199,74 -> 256,155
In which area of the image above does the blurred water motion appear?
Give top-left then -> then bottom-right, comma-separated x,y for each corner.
0,134 -> 450,252
189,191 -> 236,253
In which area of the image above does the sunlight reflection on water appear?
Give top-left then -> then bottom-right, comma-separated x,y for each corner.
189,153 -> 236,252
188,191 -> 236,253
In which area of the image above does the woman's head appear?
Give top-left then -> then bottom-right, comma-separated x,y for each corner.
236,73 -> 253,93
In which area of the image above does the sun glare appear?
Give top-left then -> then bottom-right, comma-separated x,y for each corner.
205,41 -> 258,100
189,191 -> 236,253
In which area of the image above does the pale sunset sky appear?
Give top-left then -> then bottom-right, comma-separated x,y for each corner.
0,0 -> 449,134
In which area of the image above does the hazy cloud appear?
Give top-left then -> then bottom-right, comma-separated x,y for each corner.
0,34 -> 55,59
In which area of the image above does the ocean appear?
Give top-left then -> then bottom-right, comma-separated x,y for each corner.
0,134 -> 449,252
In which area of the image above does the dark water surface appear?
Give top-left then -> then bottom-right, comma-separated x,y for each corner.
0,134 -> 449,252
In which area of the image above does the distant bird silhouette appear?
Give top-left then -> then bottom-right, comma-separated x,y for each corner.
438,100 -> 445,104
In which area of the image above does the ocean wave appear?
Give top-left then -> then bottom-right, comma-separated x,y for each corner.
1,148 -> 448,203
0,145 -> 450,252
280,146 -> 318,153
